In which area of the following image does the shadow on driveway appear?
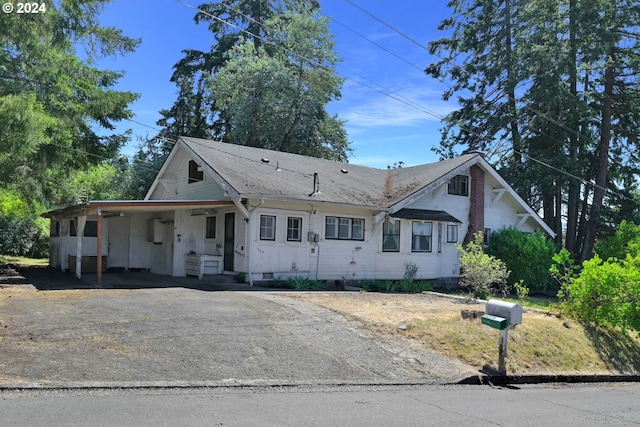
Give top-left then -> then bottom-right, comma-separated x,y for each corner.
1,263 -> 340,292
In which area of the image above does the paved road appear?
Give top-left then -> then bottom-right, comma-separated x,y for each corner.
0,286 -> 473,386
1,383 -> 639,426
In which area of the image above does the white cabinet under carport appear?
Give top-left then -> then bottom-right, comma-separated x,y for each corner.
185,254 -> 223,279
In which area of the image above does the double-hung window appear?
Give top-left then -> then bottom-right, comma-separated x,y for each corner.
287,217 -> 302,242
411,221 -> 432,252
260,215 -> 276,241
325,216 -> 364,240
446,224 -> 458,243
382,221 -> 400,252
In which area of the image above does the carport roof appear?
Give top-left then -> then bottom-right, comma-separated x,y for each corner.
42,200 -> 233,219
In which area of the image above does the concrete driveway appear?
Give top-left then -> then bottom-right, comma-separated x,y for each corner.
0,266 -> 474,387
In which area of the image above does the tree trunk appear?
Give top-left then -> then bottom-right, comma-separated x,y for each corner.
555,181 -> 563,247
580,48 -> 615,261
565,0 -> 579,253
504,0 -> 522,163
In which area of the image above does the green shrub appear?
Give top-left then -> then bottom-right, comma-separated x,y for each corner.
558,253 -> 640,335
0,190 -> 49,258
513,280 -> 530,301
399,279 -> 433,293
0,214 -> 49,258
361,279 -> 432,293
287,276 -> 324,290
458,231 -> 510,299
595,221 -> 640,261
486,227 -> 557,293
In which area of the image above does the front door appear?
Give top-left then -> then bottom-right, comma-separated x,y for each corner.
108,216 -> 130,268
224,212 -> 235,272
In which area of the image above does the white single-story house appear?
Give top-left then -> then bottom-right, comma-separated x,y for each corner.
43,137 -> 553,286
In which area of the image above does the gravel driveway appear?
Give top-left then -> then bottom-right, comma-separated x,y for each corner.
0,266 -> 474,387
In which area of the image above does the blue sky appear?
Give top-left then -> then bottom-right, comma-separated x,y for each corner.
96,0 -> 455,168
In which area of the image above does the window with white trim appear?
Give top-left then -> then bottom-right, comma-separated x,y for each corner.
382,221 -> 400,252
411,221 -> 432,252
325,216 -> 364,241
287,217 -> 302,242
259,215 -> 276,240
448,175 -> 468,196
447,224 -> 458,243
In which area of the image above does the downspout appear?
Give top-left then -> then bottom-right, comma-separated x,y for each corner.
246,199 -> 264,286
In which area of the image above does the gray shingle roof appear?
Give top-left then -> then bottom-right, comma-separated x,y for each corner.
181,137 -> 479,209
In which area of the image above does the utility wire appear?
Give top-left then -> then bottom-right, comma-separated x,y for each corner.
342,0 -> 609,162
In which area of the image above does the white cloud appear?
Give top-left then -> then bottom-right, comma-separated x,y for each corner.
336,81 -> 456,128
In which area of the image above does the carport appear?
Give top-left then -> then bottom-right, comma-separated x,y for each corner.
42,200 -> 234,285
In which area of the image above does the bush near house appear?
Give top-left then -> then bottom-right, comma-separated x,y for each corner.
595,221 -> 640,261
557,253 -> 640,335
0,190 -> 49,258
486,227 -> 557,294
457,231 -> 510,299
554,223 -> 640,335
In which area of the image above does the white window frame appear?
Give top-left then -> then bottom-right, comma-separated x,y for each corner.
382,221 -> 400,252
411,221 -> 433,252
325,216 -> 365,241
447,224 -> 458,243
259,215 -> 276,241
287,217 -> 302,242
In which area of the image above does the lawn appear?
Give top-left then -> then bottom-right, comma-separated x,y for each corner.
285,291 -> 640,375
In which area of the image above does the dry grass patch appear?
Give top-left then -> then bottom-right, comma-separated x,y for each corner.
286,292 -> 640,375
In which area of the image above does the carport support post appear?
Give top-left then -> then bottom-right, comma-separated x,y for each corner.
75,215 -> 87,280
96,207 -> 102,287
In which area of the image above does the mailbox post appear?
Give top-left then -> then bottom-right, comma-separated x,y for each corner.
481,300 -> 523,374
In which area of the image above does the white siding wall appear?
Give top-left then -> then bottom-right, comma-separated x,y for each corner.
148,151 -> 227,201
484,174 -> 538,234
174,158 -> 227,200
249,206 -> 312,276
245,201 -> 466,282
372,219 -> 462,281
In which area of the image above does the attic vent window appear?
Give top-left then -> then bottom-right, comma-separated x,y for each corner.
188,160 -> 204,184
448,175 -> 468,196
261,158 -> 270,163
340,169 -> 348,174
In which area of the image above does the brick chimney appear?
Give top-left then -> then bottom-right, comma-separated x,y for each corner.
464,164 -> 485,244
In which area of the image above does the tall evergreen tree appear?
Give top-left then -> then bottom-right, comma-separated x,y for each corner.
426,0 -> 640,260
159,0 -> 350,160
0,0 -> 139,204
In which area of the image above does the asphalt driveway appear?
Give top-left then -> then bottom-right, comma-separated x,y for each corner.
0,266 -> 474,387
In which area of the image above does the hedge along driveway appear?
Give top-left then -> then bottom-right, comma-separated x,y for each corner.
0,286 -> 474,386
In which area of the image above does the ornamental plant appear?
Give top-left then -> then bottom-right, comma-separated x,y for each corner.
457,231 -> 510,299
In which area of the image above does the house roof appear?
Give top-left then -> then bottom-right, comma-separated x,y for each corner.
179,137 -> 479,209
